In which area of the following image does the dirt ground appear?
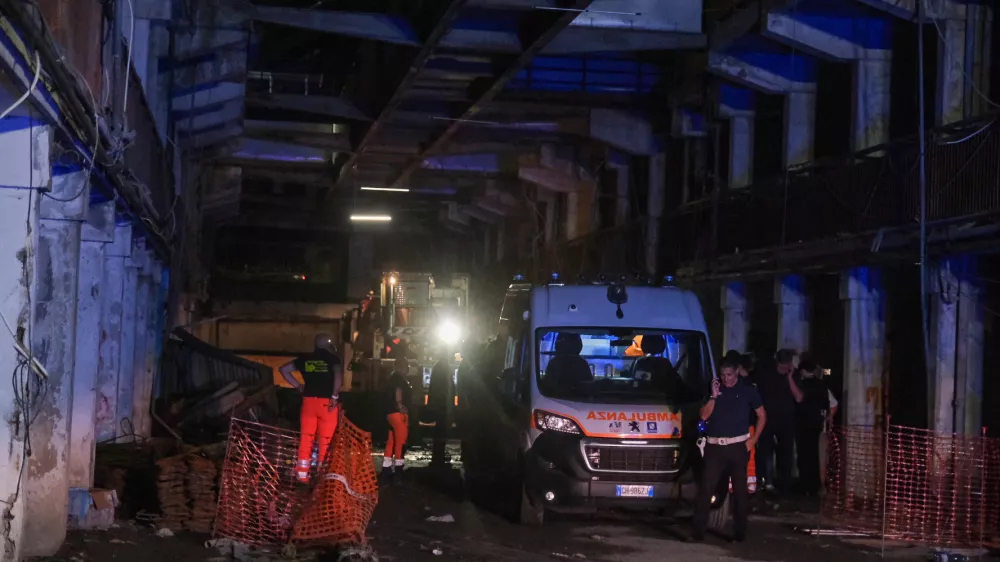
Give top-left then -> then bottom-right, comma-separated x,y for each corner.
37,441 -> 996,562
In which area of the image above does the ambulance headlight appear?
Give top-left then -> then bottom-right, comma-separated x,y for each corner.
436,320 -> 461,345
533,410 -> 582,435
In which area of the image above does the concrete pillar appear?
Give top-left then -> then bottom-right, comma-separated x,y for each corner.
23,169 -> 89,557
852,58 -> 892,151
728,115 -> 755,188
774,275 -> 810,353
928,256 -> 984,435
718,85 -> 756,189
133,262 -> 163,438
0,118 -> 49,562
67,202 -> 115,490
840,267 -> 886,427
721,282 -> 750,353
936,6 -> 993,125
149,269 -> 170,415
783,92 -> 816,168
114,241 -> 140,438
762,10 -> 892,153
646,151 -> 666,276
347,234 -> 374,299
96,226 -> 131,442
129,246 -> 152,441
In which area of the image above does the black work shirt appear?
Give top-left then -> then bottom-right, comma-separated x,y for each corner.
753,368 -> 798,420
385,371 -> 413,415
293,349 -> 341,398
797,377 -> 830,426
707,379 -> 763,438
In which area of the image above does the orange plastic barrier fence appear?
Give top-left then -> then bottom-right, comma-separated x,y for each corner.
823,424 -> 1000,548
214,415 -> 378,547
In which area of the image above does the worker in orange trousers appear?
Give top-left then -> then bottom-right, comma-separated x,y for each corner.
383,358 -> 412,484
280,333 -> 344,484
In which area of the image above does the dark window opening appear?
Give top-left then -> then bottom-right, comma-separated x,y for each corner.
754,93 -> 785,178
815,60 -> 852,158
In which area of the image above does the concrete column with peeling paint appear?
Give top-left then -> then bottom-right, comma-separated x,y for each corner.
23,169 -> 88,557
774,274 -> 810,353
935,11 -> 988,125
840,267 -> 886,427
67,202 -> 115,490
718,84 -> 755,189
721,282 -> 750,353
114,241 -> 140,438
784,92 -> 816,168
852,58 -> 892,150
134,262 -> 164,438
707,42 -> 816,171
646,151 -> 666,276
147,268 -> 170,432
96,226 -> 131,443
129,249 -> 152,441
928,256 -> 984,435
0,118 -> 49,562
762,8 -> 893,152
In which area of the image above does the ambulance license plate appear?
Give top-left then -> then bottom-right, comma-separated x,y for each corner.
616,485 -> 653,498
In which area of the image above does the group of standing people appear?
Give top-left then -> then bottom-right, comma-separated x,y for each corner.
693,347 -> 838,542
728,348 -> 837,497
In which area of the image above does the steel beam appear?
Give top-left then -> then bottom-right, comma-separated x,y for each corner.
333,0 -> 471,191
389,0 -> 596,189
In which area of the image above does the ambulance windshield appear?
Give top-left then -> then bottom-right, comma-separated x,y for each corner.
536,329 -> 707,405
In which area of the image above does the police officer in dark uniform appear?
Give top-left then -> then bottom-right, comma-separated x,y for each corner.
692,359 -> 767,542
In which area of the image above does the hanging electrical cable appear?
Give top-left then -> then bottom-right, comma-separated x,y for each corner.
0,50 -> 40,120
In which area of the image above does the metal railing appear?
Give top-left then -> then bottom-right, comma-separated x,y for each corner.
665,114 -> 1000,270
159,328 -> 270,397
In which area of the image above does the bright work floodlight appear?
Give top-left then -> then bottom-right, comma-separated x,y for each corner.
350,214 -> 392,222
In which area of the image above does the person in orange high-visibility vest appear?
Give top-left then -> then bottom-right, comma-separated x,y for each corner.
280,333 -> 343,484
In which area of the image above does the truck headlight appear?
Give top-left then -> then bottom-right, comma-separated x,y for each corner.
437,320 -> 461,345
533,410 -> 582,435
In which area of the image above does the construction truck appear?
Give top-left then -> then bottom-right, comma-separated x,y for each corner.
342,272 -> 469,426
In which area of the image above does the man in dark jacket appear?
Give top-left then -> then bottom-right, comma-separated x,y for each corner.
794,357 -> 829,496
751,349 -> 802,495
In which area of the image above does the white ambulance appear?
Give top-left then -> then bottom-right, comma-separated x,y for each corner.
460,276 -> 715,524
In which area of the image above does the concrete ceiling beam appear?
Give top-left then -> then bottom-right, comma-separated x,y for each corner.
250,6 -> 420,46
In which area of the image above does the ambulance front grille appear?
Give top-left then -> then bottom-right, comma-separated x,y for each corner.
583,444 -> 681,474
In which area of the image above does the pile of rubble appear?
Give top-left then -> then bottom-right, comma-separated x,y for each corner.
187,455 -> 220,533
156,456 -> 190,530
156,454 -> 222,532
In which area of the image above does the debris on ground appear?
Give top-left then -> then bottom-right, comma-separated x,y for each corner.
156,454 -> 222,533
156,527 -> 174,537
425,514 -> 454,523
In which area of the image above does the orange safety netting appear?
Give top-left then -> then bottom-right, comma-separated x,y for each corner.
822,424 -> 1000,548
213,415 -> 378,547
